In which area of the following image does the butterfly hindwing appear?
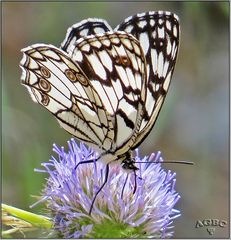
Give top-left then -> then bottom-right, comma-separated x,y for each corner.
67,31 -> 146,153
20,44 -> 115,151
21,31 -> 146,155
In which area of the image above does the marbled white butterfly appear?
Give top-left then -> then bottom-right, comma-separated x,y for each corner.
20,11 -> 180,176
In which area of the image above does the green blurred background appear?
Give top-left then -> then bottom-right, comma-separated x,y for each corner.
2,2 -> 229,238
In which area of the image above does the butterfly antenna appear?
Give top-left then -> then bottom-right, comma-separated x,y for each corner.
166,160 -> 194,165
89,163 -> 110,216
135,160 -> 194,165
161,160 -> 194,165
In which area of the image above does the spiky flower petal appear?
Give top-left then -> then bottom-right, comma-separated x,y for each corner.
36,139 -> 180,238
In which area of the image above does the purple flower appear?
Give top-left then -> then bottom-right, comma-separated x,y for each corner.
36,139 -> 181,238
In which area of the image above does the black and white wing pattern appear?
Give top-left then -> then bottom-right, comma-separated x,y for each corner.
20,32 -> 146,161
59,11 -> 180,150
61,18 -> 112,53
20,11 -> 180,169
115,11 -> 180,148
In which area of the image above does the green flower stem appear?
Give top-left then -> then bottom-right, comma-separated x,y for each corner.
2,204 -> 53,229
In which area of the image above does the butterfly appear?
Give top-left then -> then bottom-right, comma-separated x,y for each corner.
20,11 -> 180,213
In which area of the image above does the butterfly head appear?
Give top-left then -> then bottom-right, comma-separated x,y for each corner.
120,151 -> 139,173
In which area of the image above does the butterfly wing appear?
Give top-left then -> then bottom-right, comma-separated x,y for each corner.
20,44 -> 115,152
68,32 -> 146,155
61,18 -> 112,53
115,11 -> 180,148
20,32 -> 146,156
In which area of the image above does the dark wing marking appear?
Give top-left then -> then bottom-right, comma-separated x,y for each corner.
20,31 -> 147,156
61,18 -> 112,53
115,11 -> 180,148
68,31 -> 146,154
20,44 -> 115,152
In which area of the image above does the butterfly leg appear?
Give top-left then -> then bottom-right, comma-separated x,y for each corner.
74,157 -> 99,170
120,170 -> 139,200
89,163 -> 109,215
120,173 -> 129,199
133,170 -> 137,194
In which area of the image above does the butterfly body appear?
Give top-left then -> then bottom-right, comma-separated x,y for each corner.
20,11 -> 180,172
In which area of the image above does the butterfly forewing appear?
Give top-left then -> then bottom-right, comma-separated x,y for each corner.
115,11 -> 180,148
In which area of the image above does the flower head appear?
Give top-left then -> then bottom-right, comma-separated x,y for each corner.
36,139 -> 181,238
